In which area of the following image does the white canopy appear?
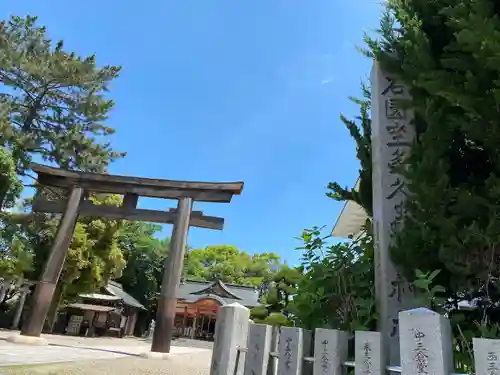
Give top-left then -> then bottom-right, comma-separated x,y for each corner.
331,179 -> 369,238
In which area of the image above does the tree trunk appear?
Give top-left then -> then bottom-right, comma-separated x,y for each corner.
0,176 -> 9,212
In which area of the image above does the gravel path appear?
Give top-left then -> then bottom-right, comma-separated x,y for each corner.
2,351 -> 213,375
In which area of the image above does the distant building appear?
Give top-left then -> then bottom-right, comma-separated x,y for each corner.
57,281 -> 145,337
166,279 -> 260,340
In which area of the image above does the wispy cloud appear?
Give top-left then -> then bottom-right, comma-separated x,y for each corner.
276,53 -> 339,90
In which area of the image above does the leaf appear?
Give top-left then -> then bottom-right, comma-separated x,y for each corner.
415,269 -> 425,279
413,278 -> 431,290
428,269 -> 441,281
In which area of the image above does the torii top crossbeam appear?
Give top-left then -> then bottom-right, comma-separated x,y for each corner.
30,163 -> 244,230
32,163 -> 244,203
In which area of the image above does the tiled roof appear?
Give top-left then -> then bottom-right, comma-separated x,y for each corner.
176,279 -> 260,307
79,293 -> 121,301
68,303 -> 116,312
104,281 -> 146,310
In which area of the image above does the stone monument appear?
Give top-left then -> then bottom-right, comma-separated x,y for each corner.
371,60 -> 415,365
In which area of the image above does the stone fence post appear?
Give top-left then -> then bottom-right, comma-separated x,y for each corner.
399,308 -> 453,375
473,338 -> 500,375
210,302 -> 250,375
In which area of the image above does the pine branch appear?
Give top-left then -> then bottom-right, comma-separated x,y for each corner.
327,85 -> 373,217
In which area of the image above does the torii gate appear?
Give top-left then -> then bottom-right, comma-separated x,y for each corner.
18,163 -> 243,353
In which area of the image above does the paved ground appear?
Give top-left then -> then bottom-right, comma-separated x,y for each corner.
1,353 -> 213,375
0,330 -> 213,368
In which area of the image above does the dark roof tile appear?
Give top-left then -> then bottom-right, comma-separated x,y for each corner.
177,280 -> 260,307
105,281 -> 146,310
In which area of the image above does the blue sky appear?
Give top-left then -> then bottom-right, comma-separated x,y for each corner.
2,1 -> 381,266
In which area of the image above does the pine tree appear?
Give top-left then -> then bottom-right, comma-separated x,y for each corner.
327,84 -> 373,216
250,267 -> 301,326
0,15 -> 125,178
365,0 -> 500,302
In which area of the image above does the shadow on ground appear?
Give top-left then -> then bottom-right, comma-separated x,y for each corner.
47,343 -> 142,357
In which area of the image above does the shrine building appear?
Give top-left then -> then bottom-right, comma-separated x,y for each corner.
171,279 -> 260,340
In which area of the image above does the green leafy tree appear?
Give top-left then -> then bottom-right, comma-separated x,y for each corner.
6,194 -> 126,330
0,146 -> 24,280
0,235 -> 33,280
116,222 -> 169,312
291,226 -> 376,331
184,245 -> 283,287
62,194 -> 126,298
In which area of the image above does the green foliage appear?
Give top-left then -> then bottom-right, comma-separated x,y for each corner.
291,226 -> 376,331
250,266 -> 301,326
116,222 -> 169,311
0,235 -> 33,278
0,146 -> 22,210
11,194 -> 126,296
0,15 -> 125,174
361,0 -> 500,324
411,269 -> 446,310
62,194 -> 126,298
184,245 -> 283,287
116,240 -> 287,325
327,84 -> 373,217
0,13 -> 127,326
0,209 -> 44,284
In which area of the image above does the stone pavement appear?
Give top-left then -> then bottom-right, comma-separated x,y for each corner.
0,330 -> 212,367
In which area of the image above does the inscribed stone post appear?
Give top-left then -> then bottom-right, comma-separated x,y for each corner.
244,324 -> 272,375
473,338 -> 500,375
399,308 -> 453,375
371,60 -> 415,364
354,331 -> 383,375
312,328 -> 348,375
278,327 -> 307,375
210,303 -> 250,375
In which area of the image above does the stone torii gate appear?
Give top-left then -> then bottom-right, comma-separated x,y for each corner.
16,163 -> 243,353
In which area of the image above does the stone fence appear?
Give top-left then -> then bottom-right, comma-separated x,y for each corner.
209,303 -> 498,375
